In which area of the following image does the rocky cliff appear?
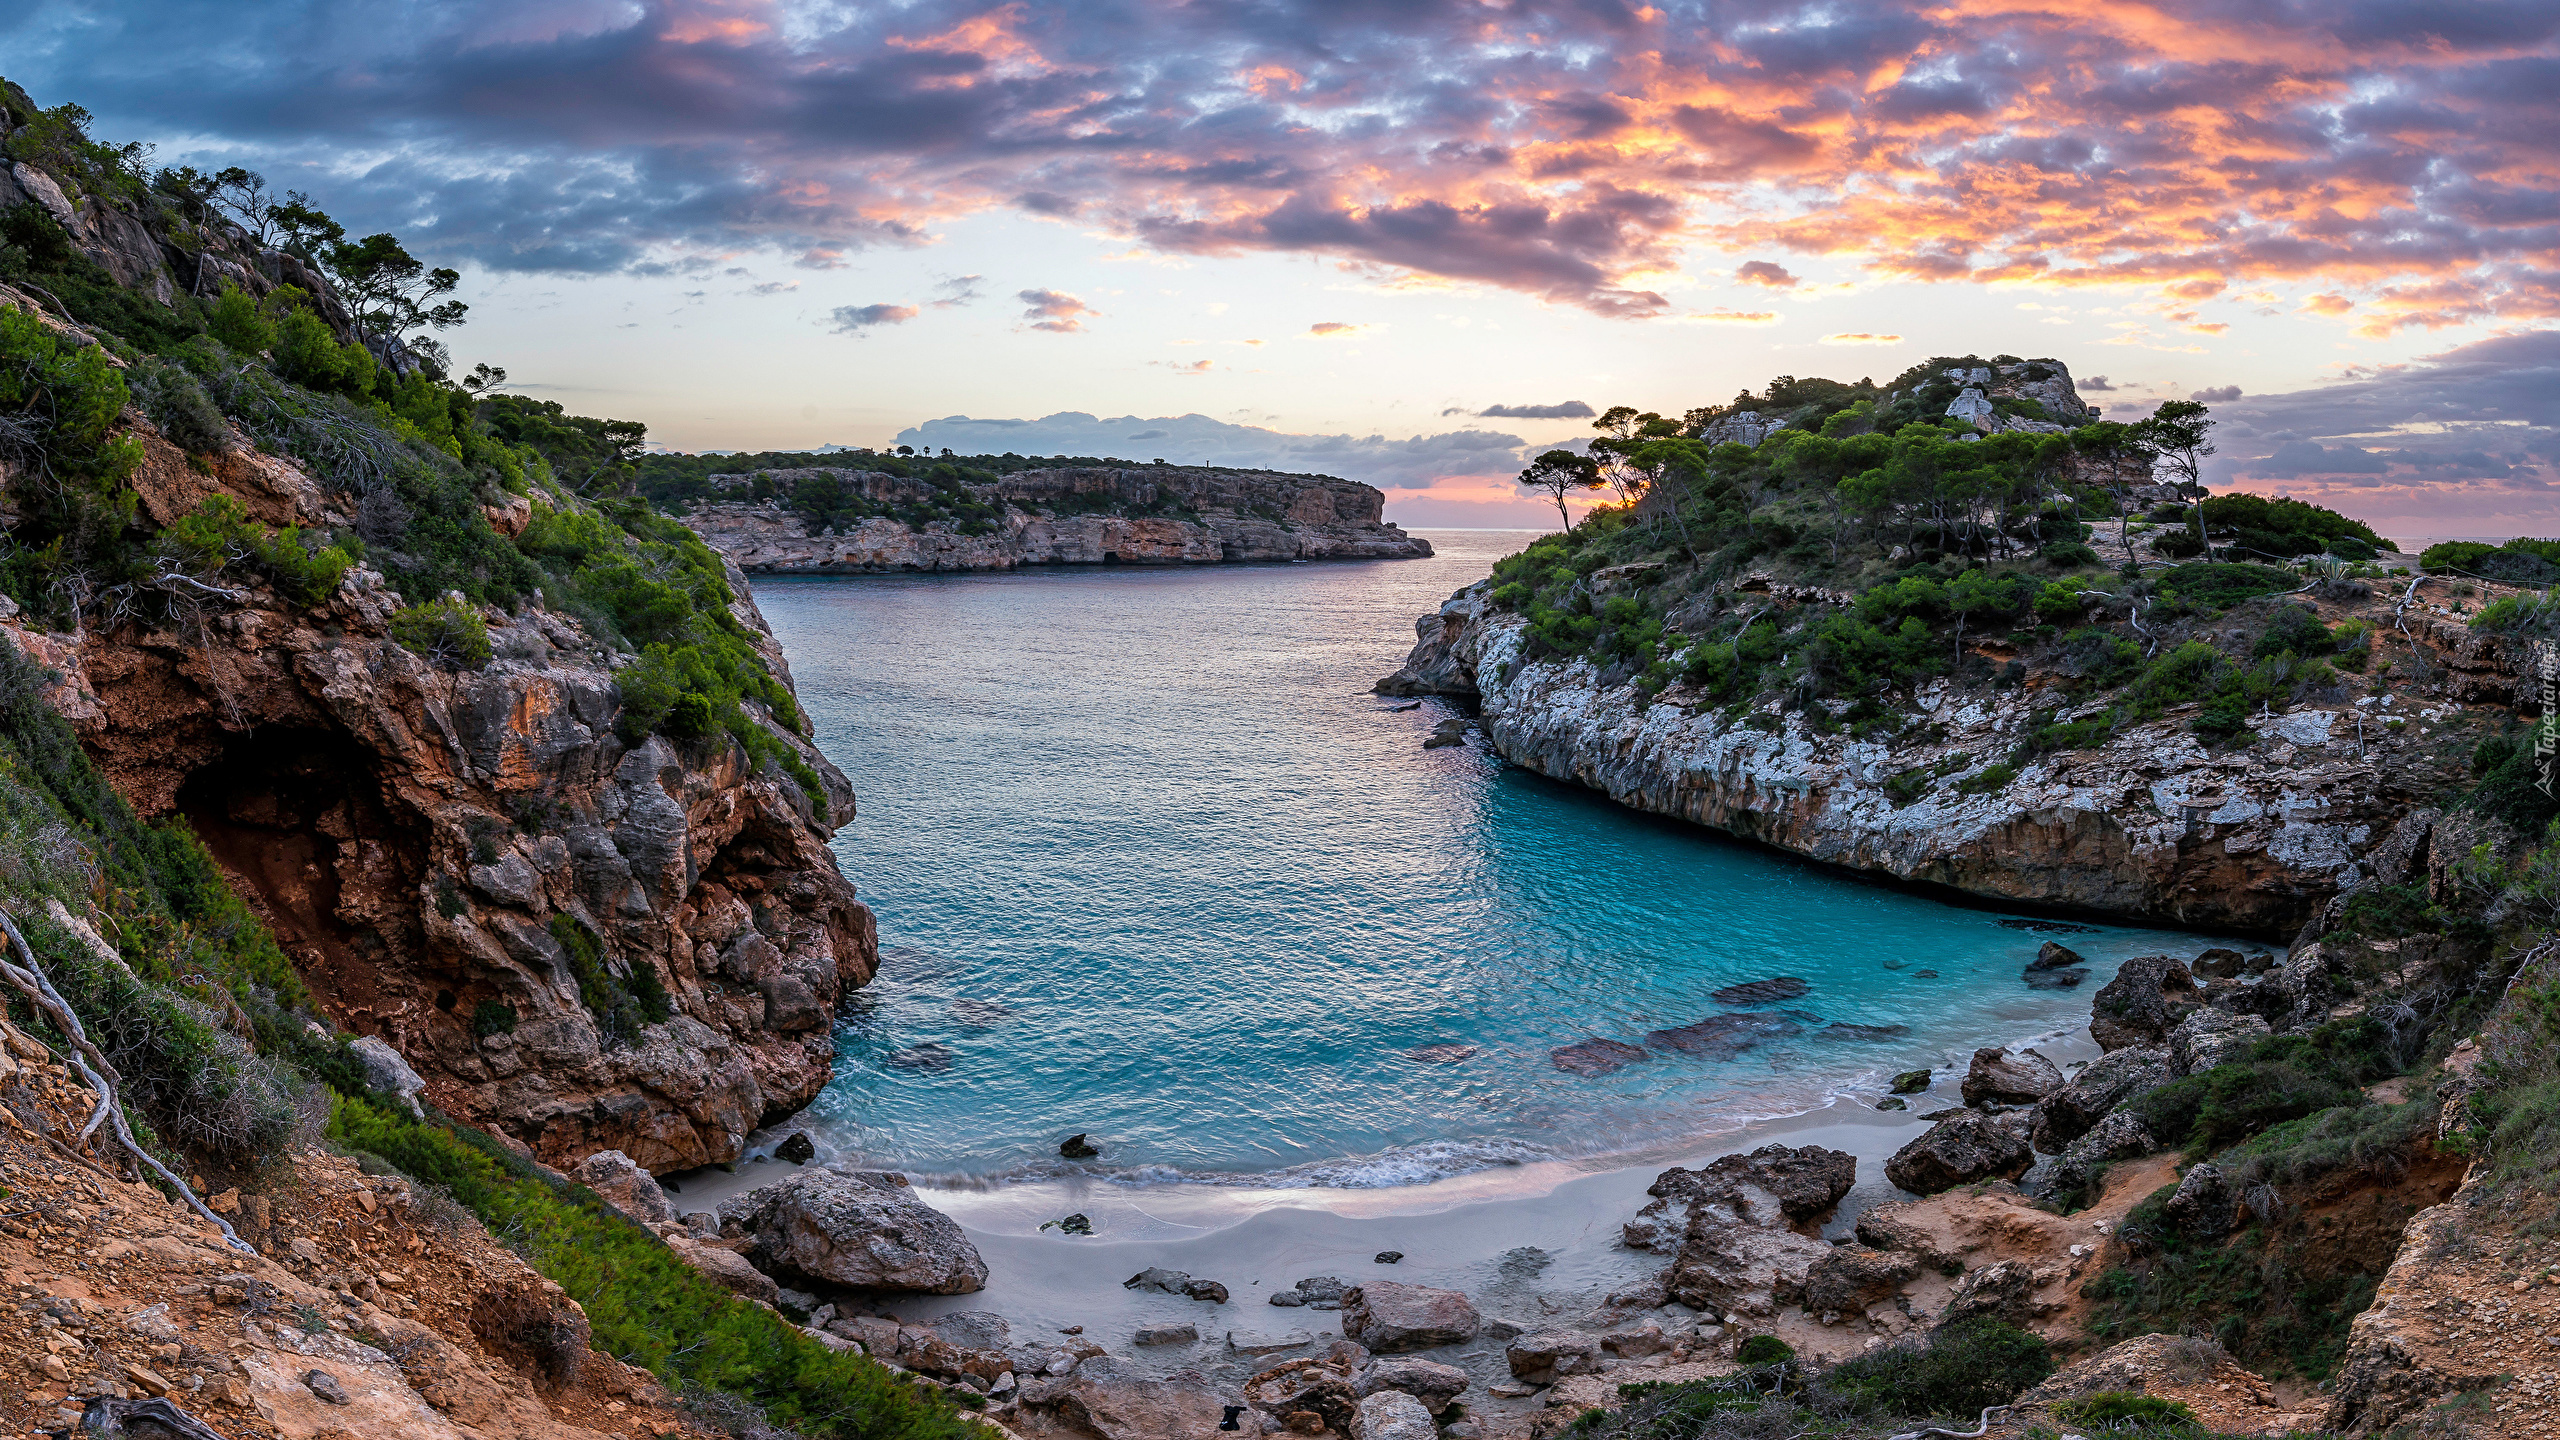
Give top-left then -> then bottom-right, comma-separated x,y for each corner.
684,464 -> 1430,573
0,287 -> 872,1173
1381,580 -> 2484,936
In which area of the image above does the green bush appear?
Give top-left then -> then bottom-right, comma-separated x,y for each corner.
328,1097 -> 974,1440
2130,1023 -> 2392,1153
2254,604 -> 2333,658
1956,761 -> 2018,794
389,597 -> 494,669
550,914 -> 670,1048
470,999 -> 518,1038
1821,1319 -> 2051,1420
2334,882 -> 2442,940
2054,1392 -> 2199,1427
128,355 -> 232,452
270,305 -> 377,398
2156,562 -> 2293,609
1734,1334 -> 1795,1365
205,280 -> 275,355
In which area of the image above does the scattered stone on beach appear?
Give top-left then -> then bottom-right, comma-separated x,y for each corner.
1875,1097 -> 1907,1110
1506,1331 -> 1601,1384
1600,1321 -> 1669,1358
1135,1322 -> 1199,1346
1891,1068 -> 1933,1094
1270,1276 -> 1349,1309
717,1168 -> 989,1293
1801,1245 -> 1923,1313
2022,966 -> 2090,989
2030,941 -> 2087,971
1125,1268 -> 1230,1303
1357,1389 -> 1438,1440
1042,1212 -> 1093,1235
1622,1145 -> 1857,1252
1550,1037 -> 1649,1075
1014,1356 -> 1243,1440
1498,1246 -> 1552,1277
1817,1022 -> 1909,1041
2191,947 -> 2247,980
2089,954 -> 2202,1051
775,1131 -> 816,1165
1059,1133 -> 1101,1159
1373,1251 -> 1403,1264
1711,977 -> 1812,1005
1403,1044 -> 1478,1064
1487,1382 -> 1537,1399
1341,1282 -> 1481,1352
885,1042 -> 955,1071
1244,1357 -> 1361,1435
1360,1357 -> 1468,1415
1228,1330 -> 1316,1355
1961,1046 -> 2064,1107
1389,701 -> 1421,712
1643,1012 -> 1804,1059
2032,1046 -> 2172,1151
1883,1111 -> 2034,1195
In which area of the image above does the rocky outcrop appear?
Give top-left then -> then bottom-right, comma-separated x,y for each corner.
2031,1046 -> 2172,1151
1375,583 -> 2450,933
2089,954 -> 2202,1051
1960,1047 -> 2063,1107
716,1169 -> 988,1294
1622,1146 -> 1856,1252
682,464 -> 1429,573
1884,1112 -> 2034,1194
0,354 -> 872,1171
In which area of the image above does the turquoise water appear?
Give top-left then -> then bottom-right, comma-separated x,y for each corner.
752,533 -> 2220,1188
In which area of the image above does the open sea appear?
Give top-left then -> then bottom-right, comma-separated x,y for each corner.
746,532 -> 2226,1190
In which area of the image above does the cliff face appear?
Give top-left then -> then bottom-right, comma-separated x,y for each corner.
685,463 -> 1430,573
7,403 -> 872,1173
1382,584 -> 2476,936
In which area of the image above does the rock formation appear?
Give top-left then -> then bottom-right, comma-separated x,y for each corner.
716,1169 -> 988,1294
682,464 -> 1429,573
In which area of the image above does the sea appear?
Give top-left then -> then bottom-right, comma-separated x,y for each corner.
743,531 -> 2228,1192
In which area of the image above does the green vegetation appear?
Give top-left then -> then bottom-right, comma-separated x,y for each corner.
2131,1020 -> 2399,1154
2421,537 -> 2560,585
1820,1320 -> 2052,1419
2054,1393 -> 2200,1427
389,597 -> 494,669
2084,1199 -> 2389,1380
1573,1321 -> 2051,1440
2198,493 -> 2386,561
549,914 -> 671,1049
1734,1335 -> 1796,1366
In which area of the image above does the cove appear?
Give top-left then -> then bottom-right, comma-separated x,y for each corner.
747,532 -> 2234,1189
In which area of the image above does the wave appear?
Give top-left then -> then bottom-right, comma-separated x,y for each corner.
906,1136 -> 1562,1193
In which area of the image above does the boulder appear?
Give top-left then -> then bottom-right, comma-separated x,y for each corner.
2168,1008 -> 2272,1076
1623,1145 -> 1855,1251
1853,1202 -> 1963,1273
1938,1260 -> 2036,1328
1506,1331 -> 1600,1384
1550,1038 -> 1648,1075
1228,1330 -> 1316,1355
1890,1068 -> 1933,1094
1960,1047 -> 2063,1107
2020,1333 -> 2272,1409
2192,947 -> 2246,979
1243,1356 -> 1360,1433
926,1312 -> 1011,1352
717,1169 -> 987,1293
2030,1047 -> 2172,1152
1340,1282 -> 1480,1352
350,1036 -> 427,1117
2162,1162 -> 2235,1241
570,1149 -> 677,1226
2030,941 -> 2086,971
2035,1108 -> 2158,1206
1125,1268 -> 1230,1303
1801,1245 -> 1922,1313
1661,1207 -> 1834,1317
775,1131 -> 817,1165
1599,1320 -> 1669,1357
1015,1357 -> 1243,1440
1356,1389 -> 1438,1440
666,1235 -> 779,1305
2089,954 -> 2200,1051
1884,1112 -> 2033,1195
1359,1357 -> 1468,1415
1134,1322 -> 1198,1347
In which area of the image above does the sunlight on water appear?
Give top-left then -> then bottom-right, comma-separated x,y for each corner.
750,533 -> 2227,1188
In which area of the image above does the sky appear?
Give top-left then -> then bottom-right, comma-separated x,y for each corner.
6,0 -> 2556,534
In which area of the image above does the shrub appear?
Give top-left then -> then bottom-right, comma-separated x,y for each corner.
128,356 -> 232,452
2156,562 -> 2293,609
205,280 -> 275,354
470,999 -> 518,1038
2130,1024 -> 2392,1153
389,597 -> 494,669
1821,1319 -> 2051,1420
270,306 -> 376,397
2334,882 -> 2442,940
550,914 -> 670,1048
2153,527 -> 2205,558
1956,761 -> 2018,794
2054,1393 -> 2198,1427
1734,1335 -> 1794,1365
2254,603 -> 2332,658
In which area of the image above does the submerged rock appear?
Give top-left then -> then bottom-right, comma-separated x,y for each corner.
2022,966 -> 2089,989
1643,1012 -> 1804,1059
1550,1038 -> 1648,1075
1711,977 -> 1812,1004
1818,1022 -> 1910,1041
717,1168 -> 988,1293
1403,1044 -> 1478,1064
2030,941 -> 2087,971
1884,1112 -> 2033,1194
1340,1282 -> 1481,1352
885,1042 -> 956,1071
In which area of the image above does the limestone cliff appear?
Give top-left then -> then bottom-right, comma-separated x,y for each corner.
684,463 -> 1430,573
1381,581 -> 2483,936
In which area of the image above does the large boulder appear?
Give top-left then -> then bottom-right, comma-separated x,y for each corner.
1938,1260 -> 2037,1328
1506,1331 -> 1601,1384
2090,954 -> 2201,1051
717,1169 -> 988,1293
1359,1358 -> 1468,1415
570,1149 -> 677,1226
1015,1357 -> 1242,1440
1339,1283 -> 1479,1353
2031,1047 -> 2172,1152
2021,1333 -> 2272,1409
1661,1204 -> 1833,1317
1356,1389 -> 1436,1440
1853,1201 -> 1963,1273
1961,1047 -> 2064,1107
1800,1246 -> 1921,1313
1242,1356 -> 1360,1433
2162,1162 -> 2236,1241
2034,1108 -> 2158,1206
1884,1112 -> 2033,1195
1622,1145 -> 1854,1251
2031,941 -> 2086,971
667,1235 -> 779,1305
2169,1008 -> 2272,1076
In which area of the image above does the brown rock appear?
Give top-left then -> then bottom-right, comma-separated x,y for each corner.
1884,1112 -> 2033,1195
2089,954 -> 2200,1051
1960,1047 -> 2064,1107
1339,1282 -> 1480,1352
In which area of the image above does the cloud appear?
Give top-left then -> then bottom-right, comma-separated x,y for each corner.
1734,261 -> 1798,289
1016,289 -> 1095,333
1821,332 -> 1904,345
1153,360 -> 1215,374
1476,401 -> 1597,419
932,274 -> 986,308
2078,375 -> 2118,391
1305,322 -> 1364,337
2191,385 -> 2244,401
749,281 -> 797,295
829,303 -> 919,334
24,0 -> 2560,331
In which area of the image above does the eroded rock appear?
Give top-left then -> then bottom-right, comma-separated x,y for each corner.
2090,954 -> 2201,1051
717,1169 -> 987,1293
1339,1282 -> 1480,1353
2031,1047 -> 2171,1152
1884,1112 -> 2033,1195
1960,1047 -> 2063,1107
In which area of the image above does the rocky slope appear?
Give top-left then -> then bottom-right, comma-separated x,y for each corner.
683,464 -> 1430,573
0,287 -> 873,1174
1380,577 -> 2486,935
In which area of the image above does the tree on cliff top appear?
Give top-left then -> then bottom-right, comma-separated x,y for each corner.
1519,448 -> 1606,528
